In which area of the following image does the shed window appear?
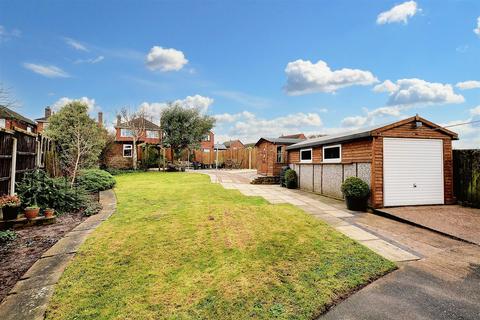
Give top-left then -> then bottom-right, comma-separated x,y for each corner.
323,145 -> 341,163
300,148 -> 312,163
276,146 -> 283,163
123,144 -> 133,157
0,118 -> 5,128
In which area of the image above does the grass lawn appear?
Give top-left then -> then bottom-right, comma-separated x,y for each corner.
46,172 -> 395,320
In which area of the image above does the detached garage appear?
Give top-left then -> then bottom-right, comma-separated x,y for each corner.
286,115 -> 458,208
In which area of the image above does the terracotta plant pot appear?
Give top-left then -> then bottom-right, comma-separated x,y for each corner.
2,206 -> 19,220
44,208 -> 55,218
25,207 -> 40,219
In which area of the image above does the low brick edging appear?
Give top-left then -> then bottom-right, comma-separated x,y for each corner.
0,189 -> 117,320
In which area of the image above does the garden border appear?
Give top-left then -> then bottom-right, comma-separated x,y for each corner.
0,189 -> 117,320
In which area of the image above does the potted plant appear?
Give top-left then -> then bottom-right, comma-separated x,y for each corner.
44,208 -> 55,218
284,169 -> 298,189
25,204 -> 40,219
341,177 -> 370,211
0,195 -> 21,220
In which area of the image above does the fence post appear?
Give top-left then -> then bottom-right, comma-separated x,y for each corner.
9,137 -> 17,196
248,148 -> 252,169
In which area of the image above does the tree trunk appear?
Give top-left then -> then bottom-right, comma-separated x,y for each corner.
132,139 -> 138,170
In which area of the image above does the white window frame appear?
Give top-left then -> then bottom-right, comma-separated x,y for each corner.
0,118 -> 5,129
203,148 -> 211,153
146,130 -> 159,139
123,144 -> 133,157
300,148 -> 313,163
120,129 -> 133,137
323,144 -> 342,163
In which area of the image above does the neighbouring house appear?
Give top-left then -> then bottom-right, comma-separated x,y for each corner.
223,139 -> 245,150
35,107 -> 52,133
280,133 -> 307,140
106,115 -> 163,169
193,131 -> 215,166
0,106 -> 37,133
286,115 -> 458,208
255,134 -> 306,176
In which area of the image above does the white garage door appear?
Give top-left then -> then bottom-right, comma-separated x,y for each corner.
383,138 -> 444,206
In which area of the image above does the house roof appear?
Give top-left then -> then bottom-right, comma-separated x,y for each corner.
214,143 -> 227,150
255,137 -> 305,147
116,118 -> 161,130
279,133 -> 306,139
287,115 -> 458,150
0,106 -> 36,126
223,140 -> 243,147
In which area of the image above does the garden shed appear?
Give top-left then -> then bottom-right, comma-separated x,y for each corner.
286,115 -> 458,208
255,135 -> 305,176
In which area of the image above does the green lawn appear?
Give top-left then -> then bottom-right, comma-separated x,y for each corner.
46,172 -> 395,320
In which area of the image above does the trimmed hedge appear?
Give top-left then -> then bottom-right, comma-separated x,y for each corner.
76,169 -> 116,192
341,177 -> 370,198
285,169 -> 298,189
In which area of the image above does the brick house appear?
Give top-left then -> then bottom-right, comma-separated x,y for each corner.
193,131 -> 215,166
106,116 -> 163,169
286,115 -> 457,208
0,106 -> 36,133
223,139 -> 244,150
255,135 -> 306,176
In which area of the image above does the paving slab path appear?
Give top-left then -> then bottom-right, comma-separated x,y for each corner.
198,170 -> 480,320
0,189 -> 116,320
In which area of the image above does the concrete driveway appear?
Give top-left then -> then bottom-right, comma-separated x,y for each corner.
198,169 -> 480,320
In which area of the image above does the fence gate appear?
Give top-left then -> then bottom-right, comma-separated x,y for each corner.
453,149 -> 480,208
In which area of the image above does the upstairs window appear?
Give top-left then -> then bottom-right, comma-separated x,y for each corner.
123,144 -> 133,157
146,130 -> 159,139
203,134 -> 211,142
300,148 -> 312,163
120,129 -> 133,137
323,145 -> 341,163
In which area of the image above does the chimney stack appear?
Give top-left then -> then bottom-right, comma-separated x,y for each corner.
45,107 -> 52,118
98,112 -> 103,126
116,115 -> 121,126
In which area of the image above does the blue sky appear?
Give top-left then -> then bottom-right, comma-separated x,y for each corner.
0,0 -> 479,147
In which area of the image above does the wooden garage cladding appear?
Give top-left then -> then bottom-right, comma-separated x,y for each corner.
286,115 -> 458,208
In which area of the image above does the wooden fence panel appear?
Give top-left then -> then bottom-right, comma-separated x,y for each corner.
453,149 -> 480,208
192,148 -> 257,169
0,132 -> 14,195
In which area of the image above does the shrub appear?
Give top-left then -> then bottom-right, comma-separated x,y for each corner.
16,169 -> 88,214
0,230 -> 17,243
284,169 -> 297,189
76,169 -> 116,192
341,177 -> 370,198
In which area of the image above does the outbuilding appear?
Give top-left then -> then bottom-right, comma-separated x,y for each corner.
286,115 -> 458,208
255,135 -> 306,176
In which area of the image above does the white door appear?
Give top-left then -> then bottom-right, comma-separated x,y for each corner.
383,138 -> 444,206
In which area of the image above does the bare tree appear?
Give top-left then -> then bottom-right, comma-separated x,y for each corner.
119,107 -> 147,170
0,83 -> 18,109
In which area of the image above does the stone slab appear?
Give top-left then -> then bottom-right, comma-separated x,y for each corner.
0,285 -> 55,320
11,271 -> 63,293
323,209 -> 354,218
21,254 -> 73,279
41,230 -> 90,257
360,239 -> 420,262
335,225 -> 378,241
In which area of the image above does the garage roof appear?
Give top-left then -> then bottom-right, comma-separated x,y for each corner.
286,115 -> 458,150
254,137 -> 305,147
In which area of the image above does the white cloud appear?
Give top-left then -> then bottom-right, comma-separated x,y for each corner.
214,111 -> 324,143
51,96 -> 97,112
145,46 -> 188,72
23,63 -> 70,78
341,106 -> 403,128
375,78 -> 464,107
470,106 -> 480,116
456,80 -> 480,90
139,95 -> 214,119
74,55 -> 105,64
474,17 -> 480,36
444,118 -> 480,149
377,1 -> 419,25
64,37 -> 88,51
284,59 -> 378,95
0,25 -> 21,43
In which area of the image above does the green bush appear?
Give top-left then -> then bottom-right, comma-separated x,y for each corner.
341,177 -> 370,198
284,169 -> 297,189
76,169 -> 116,192
16,169 -> 88,214
0,230 -> 17,243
